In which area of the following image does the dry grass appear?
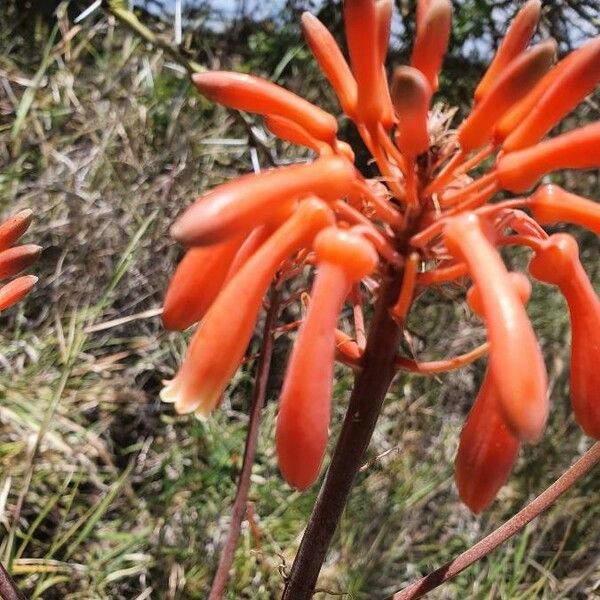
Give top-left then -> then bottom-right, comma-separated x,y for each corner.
0,3 -> 599,599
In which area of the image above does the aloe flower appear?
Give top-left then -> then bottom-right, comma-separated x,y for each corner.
0,210 -> 39,312
162,0 -> 599,511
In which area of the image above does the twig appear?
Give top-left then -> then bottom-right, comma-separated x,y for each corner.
102,0 -> 204,74
207,287 -> 281,600
0,561 -> 26,600
391,442 -> 600,600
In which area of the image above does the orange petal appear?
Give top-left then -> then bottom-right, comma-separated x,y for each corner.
455,370 -> 520,513
528,234 -> 600,438
276,227 -> 377,489
0,275 -> 37,311
344,0 -> 386,124
391,66 -> 432,157
161,198 -> 334,417
497,122 -> 600,193
444,213 -> 548,442
474,0 -> 541,102
264,114 -> 329,154
458,40 -> 556,152
0,244 -> 41,280
503,37 -> 600,152
224,224 -> 274,283
410,0 -> 452,92
0,209 -> 33,252
192,71 -> 337,143
494,46 -> 582,144
528,184 -> 600,234
416,0 -> 431,34
171,156 -> 356,246
276,261 -> 347,489
376,0 -> 393,62
301,11 -> 358,118
162,236 -> 243,331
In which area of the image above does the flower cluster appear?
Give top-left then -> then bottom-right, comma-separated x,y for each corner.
0,210 -> 38,312
161,0 -> 600,512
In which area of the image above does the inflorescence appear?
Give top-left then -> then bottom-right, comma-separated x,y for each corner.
160,0 -> 600,513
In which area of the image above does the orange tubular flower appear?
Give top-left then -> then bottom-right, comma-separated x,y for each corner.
458,40 -> 556,153
170,156 -> 356,246
502,37 -> 600,153
528,185 -> 600,235
264,114 -> 330,155
456,275 -> 530,513
474,0 -> 541,102
496,122 -> 600,193
444,213 -> 548,442
0,276 -> 38,311
0,210 -> 38,312
161,198 -> 334,417
161,236 -> 244,331
454,372 -> 520,513
410,0 -> 452,92
390,66 -> 432,158
301,11 -> 358,118
0,245 -> 41,280
528,235 -> 600,438
0,209 -> 33,251
163,0 -> 599,514
344,0 -> 387,125
276,227 -> 378,489
192,71 -> 338,144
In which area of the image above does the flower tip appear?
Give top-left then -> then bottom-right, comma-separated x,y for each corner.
190,71 -> 221,98
170,217 -> 198,247
15,208 -> 34,221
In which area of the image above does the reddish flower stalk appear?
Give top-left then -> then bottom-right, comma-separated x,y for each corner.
157,1 -> 600,596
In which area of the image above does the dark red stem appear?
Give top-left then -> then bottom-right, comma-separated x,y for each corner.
392,441 -> 600,600
208,287 -> 281,600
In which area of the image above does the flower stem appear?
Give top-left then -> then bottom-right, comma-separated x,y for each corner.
392,441 -> 600,600
281,262 -> 405,599
208,287 -> 281,600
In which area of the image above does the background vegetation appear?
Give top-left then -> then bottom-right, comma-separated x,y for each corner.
0,1 -> 599,598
